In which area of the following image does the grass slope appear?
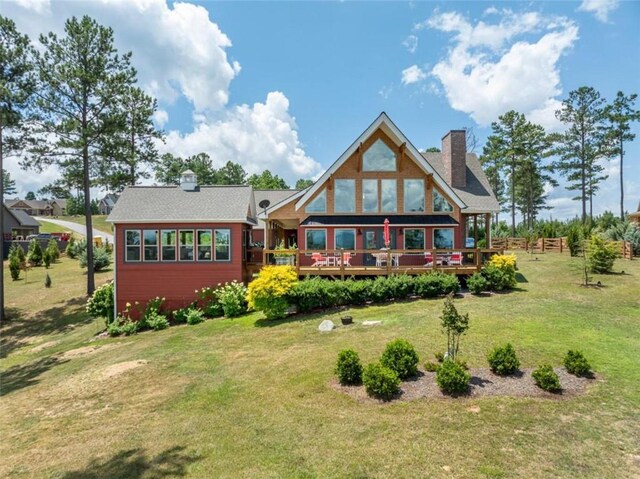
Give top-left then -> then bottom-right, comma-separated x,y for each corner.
40,215 -> 112,235
1,253 -> 639,478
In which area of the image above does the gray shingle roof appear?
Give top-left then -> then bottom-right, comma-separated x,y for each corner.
422,152 -> 500,214
254,189 -> 300,229
106,185 -> 257,224
10,208 -> 41,227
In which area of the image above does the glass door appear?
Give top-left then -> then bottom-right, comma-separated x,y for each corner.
363,229 -> 396,266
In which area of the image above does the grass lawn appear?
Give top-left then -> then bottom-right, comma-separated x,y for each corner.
1,253 -> 639,478
44,215 -> 113,235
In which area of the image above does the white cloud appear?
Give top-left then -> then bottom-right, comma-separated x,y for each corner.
153,109 -> 169,128
578,0 -> 619,23
402,35 -> 418,53
14,0 -> 50,14
425,9 -> 578,129
162,92 -> 323,184
401,65 -> 427,85
378,84 -> 393,100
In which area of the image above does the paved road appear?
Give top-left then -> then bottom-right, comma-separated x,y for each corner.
39,218 -> 114,244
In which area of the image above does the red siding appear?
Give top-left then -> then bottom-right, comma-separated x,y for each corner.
114,222 -> 245,314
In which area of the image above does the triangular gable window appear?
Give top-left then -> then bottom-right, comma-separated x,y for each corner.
305,188 -> 326,213
363,139 -> 396,171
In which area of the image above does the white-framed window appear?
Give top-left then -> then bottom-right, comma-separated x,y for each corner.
197,229 -> 213,261
335,229 -> 356,250
381,179 -> 397,213
433,228 -> 454,249
334,179 -> 355,213
214,229 -> 231,261
305,229 -> 327,251
363,138 -> 397,171
404,228 -> 425,250
179,230 -> 194,261
143,229 -> 159,261
362,179 -> 378,213
125,230 -> 141,262
404,179 -> 425,212
305,188 -> 327,213
161,229 -> 177,261
433,189 -> 453,212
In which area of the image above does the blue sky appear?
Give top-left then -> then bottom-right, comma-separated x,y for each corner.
4,0 -> 640,219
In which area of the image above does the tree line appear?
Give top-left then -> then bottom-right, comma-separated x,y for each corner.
481,87 -> 639,236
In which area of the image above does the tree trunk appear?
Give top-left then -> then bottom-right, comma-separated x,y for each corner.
511,161 -> 516,236
0,125 -> 5,322
619,136 -> 624,220
82,105 -> 95,296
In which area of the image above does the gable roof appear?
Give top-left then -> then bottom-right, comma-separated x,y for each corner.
422,152 -> 501,213
4,206 -> 40,227
106,185 -> 257,224
51,198 -> 67,208
254,189 -> 301,229
295,112 -> 467,211
6,199 -> 52,210
100,194 -> 119,206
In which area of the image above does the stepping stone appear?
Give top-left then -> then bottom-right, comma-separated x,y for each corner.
318,320 -> 335,332
362,320 -> 382,326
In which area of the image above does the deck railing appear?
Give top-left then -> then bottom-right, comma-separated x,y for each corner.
256,247 -> 503,279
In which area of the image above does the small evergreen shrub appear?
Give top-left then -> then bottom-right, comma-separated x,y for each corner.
435,359 -> 471,395
47,239 -> 60,262
79,246 -> 111,271
563,350 -> 592,377
487,343 -> 520,375
587,235 -> 618,273
218,281 -> 248,317
380,338 -> 420,379
43,249 -> 52,268
335,349 -> 363,385
195,287 -> 223,318
247,265 -> 298,320
566,226 -> 582,257
44,273 -> 52,288
185,308 -> 204,325
27,239 -> 43,266
369,276 -> 395,303
532,364 -> 561,392
86,281 -> 115,326
466,272 -> 488,295
9,253 -> 21,281
66,237 -> 77,258
345,279 -> 371,305
424,361 -> 440,372
362,362 -> 400,401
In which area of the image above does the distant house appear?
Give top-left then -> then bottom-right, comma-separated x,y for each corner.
51,199 -> 67,216
99,194 -> 119,215
629,201 -> 640,225
2,205 -> 40,239
107,171 -> 257,313
5,199 -> 53,216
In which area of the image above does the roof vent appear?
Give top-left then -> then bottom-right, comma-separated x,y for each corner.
180,169 -> 197,191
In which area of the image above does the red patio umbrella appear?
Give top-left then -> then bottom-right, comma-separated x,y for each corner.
383,218 -> 390,248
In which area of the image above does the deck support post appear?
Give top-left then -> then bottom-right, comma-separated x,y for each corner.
485,213 -> 491,248
386,249 -> 391,276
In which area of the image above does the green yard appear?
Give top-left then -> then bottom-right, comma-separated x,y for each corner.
42,215 -> 113,235
1,253 -> 639,478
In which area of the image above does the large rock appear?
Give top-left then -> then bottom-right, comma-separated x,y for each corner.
318,320 -> 335,332
362,320 -> 382,326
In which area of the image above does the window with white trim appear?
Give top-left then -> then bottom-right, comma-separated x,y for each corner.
179,230 -> 194,261
197,230 -> 213,261
404,179 -> 425,212
125,230 -> 141,262
214,229 -> 231,261
433,228 -> 454,249
143,229 -> 159,261
433,189 -> 453,212
404,229 -> 425,250
335,229 -> 356,250
306,229 -> 327,251
161,230 -> 177,261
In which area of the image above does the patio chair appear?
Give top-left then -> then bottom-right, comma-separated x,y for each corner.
449,252 -> 462,265
424,252 -> 434,266
311,252 -> 327,267
341,252 -> 353,267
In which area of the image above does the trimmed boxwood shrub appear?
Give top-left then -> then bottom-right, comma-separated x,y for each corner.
466,272 -> 488,295
362,362 -> 400,401
413,272 -> 460,298
435,359 -> 470,395
380,338 -> 419,379
532,364 -> 561,392
335,349 -> 363,385
563,350 -> 592,377
487,343 -> 520,375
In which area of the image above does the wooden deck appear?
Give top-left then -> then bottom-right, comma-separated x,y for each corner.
246,248 -> 503,280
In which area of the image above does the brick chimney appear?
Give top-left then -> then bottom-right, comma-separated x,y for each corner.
441,130 -> 467,188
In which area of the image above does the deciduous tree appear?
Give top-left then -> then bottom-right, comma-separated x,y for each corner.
247,170 -> 288,189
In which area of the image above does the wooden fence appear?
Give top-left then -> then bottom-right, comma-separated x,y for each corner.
492,237 -> 633,259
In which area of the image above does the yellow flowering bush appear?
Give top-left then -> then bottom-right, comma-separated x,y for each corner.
247,265 -> 298,320
489,253 -> 517,269
482,253 -> 517,291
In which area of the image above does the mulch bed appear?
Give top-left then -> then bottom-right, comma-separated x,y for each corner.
331,367 -> 599,404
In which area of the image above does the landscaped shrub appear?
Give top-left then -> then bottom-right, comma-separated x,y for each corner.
380,338 -> 420,379
466,272 -> 488,294
247,265 -> 298,320
586,235 -> 619,273
195,287 -> 223,318
171,306 -> 192,324
68,238 -> 88,259
481,263 -> 515,291
362,362 -> 400,400
66,237 -> 77,258
27,239 -> 43,266
287,277 -> 333,312
345,279 -> 371,305
386,274 -> 415,299
532,364 -> 561,392
424,361 -> 440,372
8,248 -> 21,281
79,246 -> 111,272
145,311 -> 170,331
47,239 -> 60,262
566,226 -> 583,257
335,349 -> 363,385
107,316 -> 140,336
487,343 -> 520,375
218,281 -> 248,317
86,281 -> 115,326
44,273 -> 52,288
563,350 -> 592,377
369,276 -> 395,303
43,249 -> 52,268
440,293 -> 469,361
413,272 -> 460,298
436,359 -> 471,394
185,308 -> 205,325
